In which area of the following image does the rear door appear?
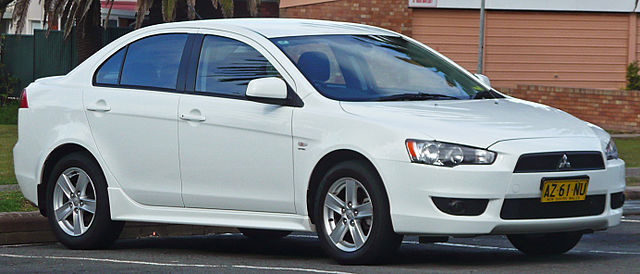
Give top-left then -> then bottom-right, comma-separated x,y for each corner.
84,33 -> 191,207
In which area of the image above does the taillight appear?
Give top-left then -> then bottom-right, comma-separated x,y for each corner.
19,89 -> 28,108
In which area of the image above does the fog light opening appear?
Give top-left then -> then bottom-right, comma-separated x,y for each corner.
432,197 -> 489,216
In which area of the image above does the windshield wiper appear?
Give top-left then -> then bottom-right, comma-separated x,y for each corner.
473,90 -> 501,99
377,92 -> 461,101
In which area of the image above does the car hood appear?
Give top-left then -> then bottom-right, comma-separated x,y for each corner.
340,98 -> 595,149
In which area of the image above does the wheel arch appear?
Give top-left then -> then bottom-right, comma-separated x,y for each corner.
306,149 -> 388,225
37,143 -> 100,216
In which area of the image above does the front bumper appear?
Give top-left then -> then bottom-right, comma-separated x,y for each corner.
378,137 -> 625,236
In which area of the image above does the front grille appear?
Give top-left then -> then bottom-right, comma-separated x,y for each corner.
500,194 -> 605,220
513,151 -> 604,173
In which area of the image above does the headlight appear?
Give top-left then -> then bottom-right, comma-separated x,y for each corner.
405,140 -> 496,167
605,139 -> 618,160
586,122 -> 618,160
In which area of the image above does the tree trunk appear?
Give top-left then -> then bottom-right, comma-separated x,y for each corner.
194,0 -> 223,19
76,0 -> 103,63
146,0 -> 223,28
147,0 -> 164,27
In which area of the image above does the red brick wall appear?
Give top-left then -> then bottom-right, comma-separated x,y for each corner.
280,0 -> 412,36
499,85 -> 640,133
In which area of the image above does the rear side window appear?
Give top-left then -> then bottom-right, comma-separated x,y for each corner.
95,48 -> 125,85
195,35 -> 280,97
120,34 -> 188,90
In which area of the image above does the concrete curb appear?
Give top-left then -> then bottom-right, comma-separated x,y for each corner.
611,134 -> 640,138
625,186 -> 640,200
0,211 -> 237,245
0,185 -> 20,192
627,168 -> 640,178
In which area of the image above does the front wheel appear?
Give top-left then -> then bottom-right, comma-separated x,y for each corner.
314,160 -> 402,264
507,231 -> 583,255
46,152 -> 124,249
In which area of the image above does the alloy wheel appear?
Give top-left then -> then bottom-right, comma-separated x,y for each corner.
322,177 -> 374,252
52,167 -> 97,236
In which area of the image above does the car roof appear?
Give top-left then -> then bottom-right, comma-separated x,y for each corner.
146,18 -> 399,38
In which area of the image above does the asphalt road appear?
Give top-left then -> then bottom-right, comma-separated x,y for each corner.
1,215 -> 639,273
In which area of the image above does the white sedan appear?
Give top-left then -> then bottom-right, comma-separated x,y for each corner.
13,19 -> 625,264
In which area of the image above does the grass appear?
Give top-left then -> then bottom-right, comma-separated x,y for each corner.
615,137 -> 640,168
0,191 -> 37,212
0,102 -> 18,125
627,177 -> 640,186
0,124 -> 17,185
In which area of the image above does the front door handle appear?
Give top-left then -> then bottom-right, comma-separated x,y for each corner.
86,100 -> 111,112
180,113 -> 206,122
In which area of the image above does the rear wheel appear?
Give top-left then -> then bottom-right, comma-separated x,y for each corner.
314,160 -> 402,264
46,152 -> 124,249
507,231 -> 583,255
239,228 -> 291,240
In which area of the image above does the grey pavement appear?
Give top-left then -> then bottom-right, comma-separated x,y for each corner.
2,215 -> 640,273
624,199 -> 640,215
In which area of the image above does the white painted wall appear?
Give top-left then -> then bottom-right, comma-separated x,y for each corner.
2,0 -> 46,34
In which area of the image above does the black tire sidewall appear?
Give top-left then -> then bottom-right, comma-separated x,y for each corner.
45,152 -> 123,249
314,160 -> 401,264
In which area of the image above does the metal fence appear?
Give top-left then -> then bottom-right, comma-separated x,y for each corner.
1,27 -> 132,95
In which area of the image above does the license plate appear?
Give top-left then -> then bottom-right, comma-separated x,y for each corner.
540,177 -> 589,203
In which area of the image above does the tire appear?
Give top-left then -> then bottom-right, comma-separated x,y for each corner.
45,151 -> 124,249
238,228 -> 291,240
507,231 -> 583,255
314,160 -> 402,265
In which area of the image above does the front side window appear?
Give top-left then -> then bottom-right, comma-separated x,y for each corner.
195,35 -> 281,97
120,34 -> 188,90
272,35 -> 497,101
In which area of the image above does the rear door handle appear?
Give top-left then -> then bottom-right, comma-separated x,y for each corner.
86,101 -> 111,112
180,113 -> 206,122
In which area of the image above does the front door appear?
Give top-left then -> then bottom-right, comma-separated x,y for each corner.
178,34 -> 296,213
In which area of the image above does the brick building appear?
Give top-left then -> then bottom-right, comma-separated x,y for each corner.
281,0 -> 640,90
281,0 -> 640,132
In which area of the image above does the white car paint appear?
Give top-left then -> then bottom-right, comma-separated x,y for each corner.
14,19 -> 624,237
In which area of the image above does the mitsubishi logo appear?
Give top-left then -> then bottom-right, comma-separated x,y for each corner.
558,154 -> 571,169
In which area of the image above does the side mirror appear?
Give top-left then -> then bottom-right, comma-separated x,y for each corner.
245,77 -> 288,105
474,74 -> 491,87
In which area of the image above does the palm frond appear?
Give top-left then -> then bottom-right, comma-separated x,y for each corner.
78,0 -> 96,26
13,0 -> 100,38
211,0 -> 233,18
104,0 -> 115,29
161,0 -> 176,22
186,0 -> 196,20
63,1 -> 78,37
135,0 -> 154,29
10,0 -> 31,35
39,0 -> 73,36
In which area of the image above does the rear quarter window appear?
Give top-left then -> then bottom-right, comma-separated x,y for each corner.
94,48 -> 126,85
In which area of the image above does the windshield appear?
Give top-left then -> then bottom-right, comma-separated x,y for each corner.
271,35 -> 498,101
